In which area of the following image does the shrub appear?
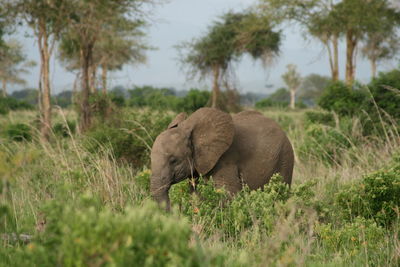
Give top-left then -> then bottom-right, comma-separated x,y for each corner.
298,124 -> 352,165
335,161 -> 400,226
84,110 -> 172,167
367,69 -> 400,120
3,123 -> 32,142
304,111 -> 335,127
318,81 -> 367,117
0,97 -> 33,115
170,174 -> 292,237
52,120 -> 76,138
89,93 -> 117,122
316,217 -> 385,256
255,98 -> 288,109
176,89 -> 210,113
2,197 -> 236,267
128,86 -> 179,111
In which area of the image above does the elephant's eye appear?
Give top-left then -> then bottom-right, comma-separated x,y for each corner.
170,157 -> 177,164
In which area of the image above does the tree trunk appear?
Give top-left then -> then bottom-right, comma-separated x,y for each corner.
79,44 -> 93,132
38,19 -> 52,141
326,41 -> 335,81
101,63 -> 107,94
1,79 -> 6,97
290,88 -> 296,110
371,58 -> 377,78
89,64 -> 97,94
211,65 -> 220,109
332,33 -> 339,81
72,72 -> 80,105
345,30 -> 357,87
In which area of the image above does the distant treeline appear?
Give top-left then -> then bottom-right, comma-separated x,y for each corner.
3,86 -> 269,112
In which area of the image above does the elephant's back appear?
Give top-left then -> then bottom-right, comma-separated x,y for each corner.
230,111 -> 292,189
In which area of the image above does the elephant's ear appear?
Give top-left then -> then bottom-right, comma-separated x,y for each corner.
182,108 -> 234,175
168,112 -> 187,129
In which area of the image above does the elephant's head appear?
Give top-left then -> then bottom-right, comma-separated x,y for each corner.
150,108 -> 234,210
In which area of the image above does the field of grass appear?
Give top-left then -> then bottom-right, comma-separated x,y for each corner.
0,107 -> 399,266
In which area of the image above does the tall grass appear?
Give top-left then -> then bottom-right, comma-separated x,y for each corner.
0,108 -> 399,266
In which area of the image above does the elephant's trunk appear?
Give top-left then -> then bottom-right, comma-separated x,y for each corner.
150,176 -> 171,211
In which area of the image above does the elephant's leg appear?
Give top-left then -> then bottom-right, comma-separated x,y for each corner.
210,163 -> 242,195
277,140 -> 294,186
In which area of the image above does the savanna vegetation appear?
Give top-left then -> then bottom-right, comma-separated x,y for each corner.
1,0 -> 400,266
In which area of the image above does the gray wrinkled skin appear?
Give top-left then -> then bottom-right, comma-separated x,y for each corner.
150,108 -> 294,210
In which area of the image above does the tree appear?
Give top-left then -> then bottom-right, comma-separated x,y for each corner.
298,73 -> 331,105
0,39 -> 35,97
5,0 -> 69,140
282,64 -> 302,109
61,0 -> 153,131
260,0 -> 400,84
360,6 -> 400,78
180,15 -> 239,109
59,18 -> 148,96
180,11 -> 280,109
307,4 -> 342,81
333,0 -> 399,85
96,28 -> 148,94
259,0 -> 341,81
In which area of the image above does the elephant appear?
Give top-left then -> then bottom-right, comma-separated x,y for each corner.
150,107 -> 294,210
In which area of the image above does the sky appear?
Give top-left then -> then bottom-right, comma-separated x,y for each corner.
10,0 -> 399,95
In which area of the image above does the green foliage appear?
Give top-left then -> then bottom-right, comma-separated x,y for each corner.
255,98 -> 288,109
52,120 -> 76,138
0,96 -> 33,115
128,86 -> 210,113
53,90 -> 73,108
180,10 -> 280,88
128,86 -> 175,109
1,106 -> 399,266
304,111 -> 335,127
10,88 -> 38,105
318,81 -> 367,117
84,109 -> 172,167
298,123 -> 352,165
366,69 -> 400,120
134,168 -> 151,193
318,72 -> 400,137
88,93 -> 125,125
171,174 -> 292,237
2,197 -> 233,266
255,88 -> 306,109
316,217 -> 385,255
3,123 -> 32,142
176,89 -> 210,113
299,74 -> 331,106
335,162 -> 400,226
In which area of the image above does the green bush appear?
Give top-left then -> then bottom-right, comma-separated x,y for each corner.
318,81 -> 367,117
1,197 -> 235,267
3,123 -> 32,142
170,174 -> 292,237
367,69 -> 400,120
255,98 -> 288,109
298,124 -> 352,165
128,86 -> 179,111
0,97 -> 33,115
316,217 -> 385,256
84,110 -> 172,167
176,89 -> 210,113
335,161 -> 400,226
255,99 -> 307,110
89,93 -> 117,122
304,111 -> 335,127
52,120 -> 76,138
